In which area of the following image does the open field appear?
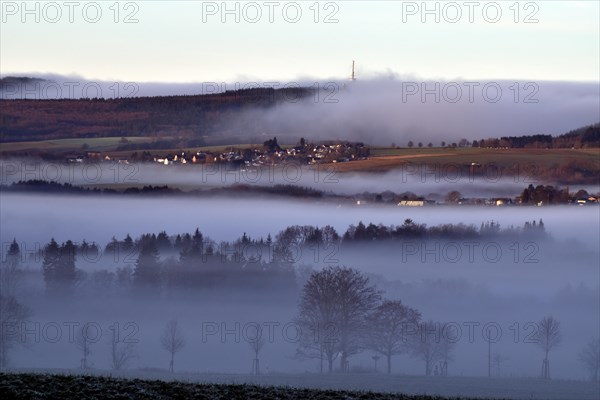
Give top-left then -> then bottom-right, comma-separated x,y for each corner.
0,140 -> 287,158
104,143 -> 281,158
329,147 -> 600,173
0,137 -> 155,153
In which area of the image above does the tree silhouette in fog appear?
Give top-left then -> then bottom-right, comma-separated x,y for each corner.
366,300 -> 421,374
410,321 -> 455,376
1,239 -> 22,298
109,325 -> 137,370
179,228 -> 203,263
578,337 -> 600,381
533,316 -> 561,379
296,266 -> 381,373
249,333 -> 266,376
75,325 -> 94,370
160,320 -> 185,373
133,241 -> 161,293
0,240 -> 31,369
0,295 -> 31,369
42,239 -> 77,295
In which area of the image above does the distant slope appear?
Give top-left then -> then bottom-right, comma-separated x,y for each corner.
0,76 -> 47,90
0,87 -> 314,143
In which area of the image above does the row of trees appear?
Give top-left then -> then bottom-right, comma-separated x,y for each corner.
72,318 -> 258,375
404,140 -> 471,148
73,320 -> 173,372
295,266 -> 455,375
69,267 -> 599,380
273,219 -> 545,248
296,266 -> 599,379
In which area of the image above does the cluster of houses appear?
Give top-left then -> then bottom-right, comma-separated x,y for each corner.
151,141 -> 370,167
368,196 -> 599,207
574,195 -> 600,205
64,141 -> 370,168
393,198 -> 513,207
67,151 -> 121,164
398,197 -> 598,207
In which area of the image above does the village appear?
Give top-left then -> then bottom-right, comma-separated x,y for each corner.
149,138 -> 370,167
66,138 -> 370,168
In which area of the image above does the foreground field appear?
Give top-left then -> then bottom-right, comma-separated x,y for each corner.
0,373 -> 482,400
1,370 -> 598,400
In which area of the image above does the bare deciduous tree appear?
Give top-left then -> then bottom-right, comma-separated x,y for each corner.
294,321 -> 338,374
75,325 -> 93,370
0,295 -> 31,369
533,316 -> 561,379
295,267 -> 340,374
492,353 -> 509,377
365,299 -> 421,374
296,266 -> 381,373
249,334 -> 265,375
410,321 -> 455,376
411,321 -> 439,376
436,323 -> 456,377
109,325 -> 137,370
578,338 -> 600,381
160,320 -> 185,373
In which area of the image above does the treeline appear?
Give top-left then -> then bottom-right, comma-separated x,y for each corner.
0,180 -> 179,196
475,123 -> 600,149
29,231 -> 298,297
5,180 -> 598,205
25,218 -> 550,265
8,219 -> 548,297
0,180 -> 325,199
296,267 -> 577,378
98,218 -> 544,263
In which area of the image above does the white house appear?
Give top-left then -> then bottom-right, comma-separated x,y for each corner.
398,200 -> 425,207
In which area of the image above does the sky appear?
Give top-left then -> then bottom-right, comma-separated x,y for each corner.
1,0 -> 599,84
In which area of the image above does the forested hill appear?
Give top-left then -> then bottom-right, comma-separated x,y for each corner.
476,123 -> 600,148
0,86 -> 315,143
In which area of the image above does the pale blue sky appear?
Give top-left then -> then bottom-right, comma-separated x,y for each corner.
1,0 -> 599,83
